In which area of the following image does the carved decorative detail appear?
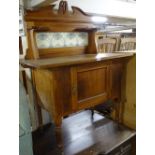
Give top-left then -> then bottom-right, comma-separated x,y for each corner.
58,1 -> 69,14
25,0 -> 92,23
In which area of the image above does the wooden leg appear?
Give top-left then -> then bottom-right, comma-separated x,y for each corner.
119,100 -> 125,124
113,98 -> 125,123
48,110 -> 63,148
113,101 -> 120,123
55,126 -> 63,148
54,116 -> 63,148
91,109 -> 94,119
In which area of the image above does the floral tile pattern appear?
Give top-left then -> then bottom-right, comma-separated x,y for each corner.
36,32 -> 88,49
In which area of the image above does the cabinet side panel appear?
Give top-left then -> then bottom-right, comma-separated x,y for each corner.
33,69 -> 56,119
52,68 -> 72,116
123,55 -> 136,129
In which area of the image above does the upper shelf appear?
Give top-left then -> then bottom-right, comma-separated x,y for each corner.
20,50 -> 135,69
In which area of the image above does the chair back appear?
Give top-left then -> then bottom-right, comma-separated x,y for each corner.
119,37 -> 136,51
97,37 -> 116,53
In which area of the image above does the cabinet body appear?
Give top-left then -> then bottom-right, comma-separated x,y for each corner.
33,59 -> 123,126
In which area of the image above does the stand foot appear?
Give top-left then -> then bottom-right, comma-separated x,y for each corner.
55,126 -> 63,148
91,109 -> 94,119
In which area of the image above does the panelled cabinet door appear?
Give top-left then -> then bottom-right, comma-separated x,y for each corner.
110,63 -> 123,102
71,63 -> 110,111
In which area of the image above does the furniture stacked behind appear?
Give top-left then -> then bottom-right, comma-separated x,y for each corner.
120,37 -> 136,51
96,37 -> 116,53
96,32 -> 136,53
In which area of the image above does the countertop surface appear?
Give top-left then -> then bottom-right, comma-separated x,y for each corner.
20,50 -> 136,69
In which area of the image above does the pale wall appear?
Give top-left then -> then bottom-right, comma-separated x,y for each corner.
53,0 -> 136,19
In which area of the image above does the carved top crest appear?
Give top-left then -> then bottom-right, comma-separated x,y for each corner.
25,1 -> 93,23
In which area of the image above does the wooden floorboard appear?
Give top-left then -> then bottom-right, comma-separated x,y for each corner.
32,110 -> 135,155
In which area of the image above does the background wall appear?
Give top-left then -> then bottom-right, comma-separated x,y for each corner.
53,0 -> 136,19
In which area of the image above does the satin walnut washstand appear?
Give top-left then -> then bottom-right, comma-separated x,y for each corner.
20,1 -> 135,146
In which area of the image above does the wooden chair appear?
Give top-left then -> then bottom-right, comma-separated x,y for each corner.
96,37 -> 116,53
106,33 -> 121,51
119,37 -> 136,51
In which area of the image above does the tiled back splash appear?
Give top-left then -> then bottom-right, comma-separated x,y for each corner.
36,32 -> 88,49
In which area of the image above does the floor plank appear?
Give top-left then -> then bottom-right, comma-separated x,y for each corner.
33,110 -> 135,155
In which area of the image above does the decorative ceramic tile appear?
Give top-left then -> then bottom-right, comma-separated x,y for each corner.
36,32 -> 88,49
